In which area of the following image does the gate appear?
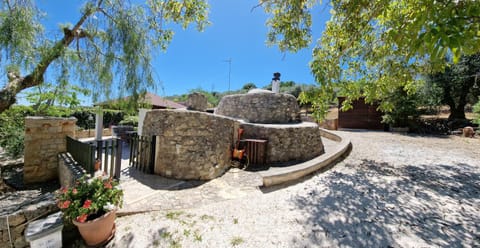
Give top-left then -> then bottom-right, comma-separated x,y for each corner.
128,133 -> 156,173
66,137 -> 123,179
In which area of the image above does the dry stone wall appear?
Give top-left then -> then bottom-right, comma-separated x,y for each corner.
142,110 -> 236,180
24,117 -> 77,184
240,122 -> 324,164
75,128 -> 112,139
0,193 -> 57,248
186,92 -> 208,111
215,92 -> 300,124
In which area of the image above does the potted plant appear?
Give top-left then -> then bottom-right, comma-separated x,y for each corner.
56,175 -> 123,246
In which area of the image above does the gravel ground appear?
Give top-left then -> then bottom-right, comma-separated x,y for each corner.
108,130 -> 480,248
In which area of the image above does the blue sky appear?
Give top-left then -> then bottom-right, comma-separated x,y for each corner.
24,0 -> 331,104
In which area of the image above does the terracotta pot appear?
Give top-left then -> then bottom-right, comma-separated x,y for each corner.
73,210 -> 116,246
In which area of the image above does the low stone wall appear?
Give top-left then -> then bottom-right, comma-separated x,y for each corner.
142,109 -> 236,180
24,117 -> 77,184
58,152 -> 87,188
240,122 -> 324,164
215,92 -> 300,124
0,193 -> 57,248
75,128 -> 112,139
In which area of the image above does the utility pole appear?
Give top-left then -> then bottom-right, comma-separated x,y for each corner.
223,58 -> 232,93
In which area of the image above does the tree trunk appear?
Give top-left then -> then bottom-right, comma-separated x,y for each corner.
0,7 -> 94,114
448,104 -> 466,120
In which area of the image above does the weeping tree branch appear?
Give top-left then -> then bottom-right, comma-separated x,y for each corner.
0,1 -> 98,113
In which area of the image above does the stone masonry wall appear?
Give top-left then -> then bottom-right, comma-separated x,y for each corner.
142,109 -> 236,180
240,122 -> 324,164
215,92 -> 300,124
24,117 -> 77,184
75,128 -> 112,139
186,92 -> 208,112
0,193 -> 57,248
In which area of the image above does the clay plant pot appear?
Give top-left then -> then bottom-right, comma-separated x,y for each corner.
72,210 -> 116,246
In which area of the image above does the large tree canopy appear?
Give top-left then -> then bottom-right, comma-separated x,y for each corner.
263,0 -> 480,119
1,0 -> 479,117
0,0 -> 209,113
429,53 -> 480,120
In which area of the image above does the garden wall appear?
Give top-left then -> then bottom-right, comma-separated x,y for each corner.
24,117 -> 77,184
240,122 -> 324,164
0,193 -> 57,248
142,109 -> 236,180
75,128 -> 112,139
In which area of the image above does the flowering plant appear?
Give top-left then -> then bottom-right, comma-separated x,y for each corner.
56,175 -> 123,223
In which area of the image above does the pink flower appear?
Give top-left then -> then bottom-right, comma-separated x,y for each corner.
58,200 -> 71,209
76,213 -> 88,223
104,182 -> 112,189
83,199 -> 92,209
72,188 -> 78,195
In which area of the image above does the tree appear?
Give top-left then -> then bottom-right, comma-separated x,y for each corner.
242,82 -> 257,91
0,0 -> 209,114
263,0 -> 480,119
429,53 -> 480,120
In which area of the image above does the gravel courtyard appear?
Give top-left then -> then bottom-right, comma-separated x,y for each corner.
108,130 -> 480,248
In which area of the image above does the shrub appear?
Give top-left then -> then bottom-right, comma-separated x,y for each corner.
0,106 -> 34,158
56,175 -> 123,223
473,100 -> 480,125
118,115 -> 138,126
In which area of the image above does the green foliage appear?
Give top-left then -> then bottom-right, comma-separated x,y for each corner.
56,176 -> 123,224
0,0 -> 43,67
428,53 -> 480,119
26,79 -> 90,116
241,82 -> 257,91
473,101 -> 480,125
72,108 -> 124,129
119,115 -> 138,126
266,0 -> 480,120
0,105 -> 33,158
0,0 -> 210,114
263,0 -> 316,52
381,87 -> 421,127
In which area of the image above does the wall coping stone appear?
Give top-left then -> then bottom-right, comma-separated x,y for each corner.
25,116 -> 77,121
57,152 -> 87,188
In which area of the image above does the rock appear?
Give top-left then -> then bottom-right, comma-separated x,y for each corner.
463,126 -> 475,138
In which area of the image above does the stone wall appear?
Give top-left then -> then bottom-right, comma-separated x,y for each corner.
75,128 -> 112,139
0,193 -> 57,248
186,92 -> 208,111
142,109 -> 236,180
215,92 -> 300,124
240,122 -> 324,164
24,117 -> 77,184
58,153 -> 87,188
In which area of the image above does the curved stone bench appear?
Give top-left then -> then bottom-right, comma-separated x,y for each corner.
260,129 -> 351,187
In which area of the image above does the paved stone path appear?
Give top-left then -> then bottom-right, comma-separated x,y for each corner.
118,138 -> 339,214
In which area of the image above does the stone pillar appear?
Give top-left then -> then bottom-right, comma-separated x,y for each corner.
24,117 -> 77,184
186,92 -> 208,111
138,108 -> 148,135
95,111 -> 103,141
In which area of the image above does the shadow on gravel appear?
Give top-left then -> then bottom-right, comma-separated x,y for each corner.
292,160 -> 480,247
120,166 -> 205,190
